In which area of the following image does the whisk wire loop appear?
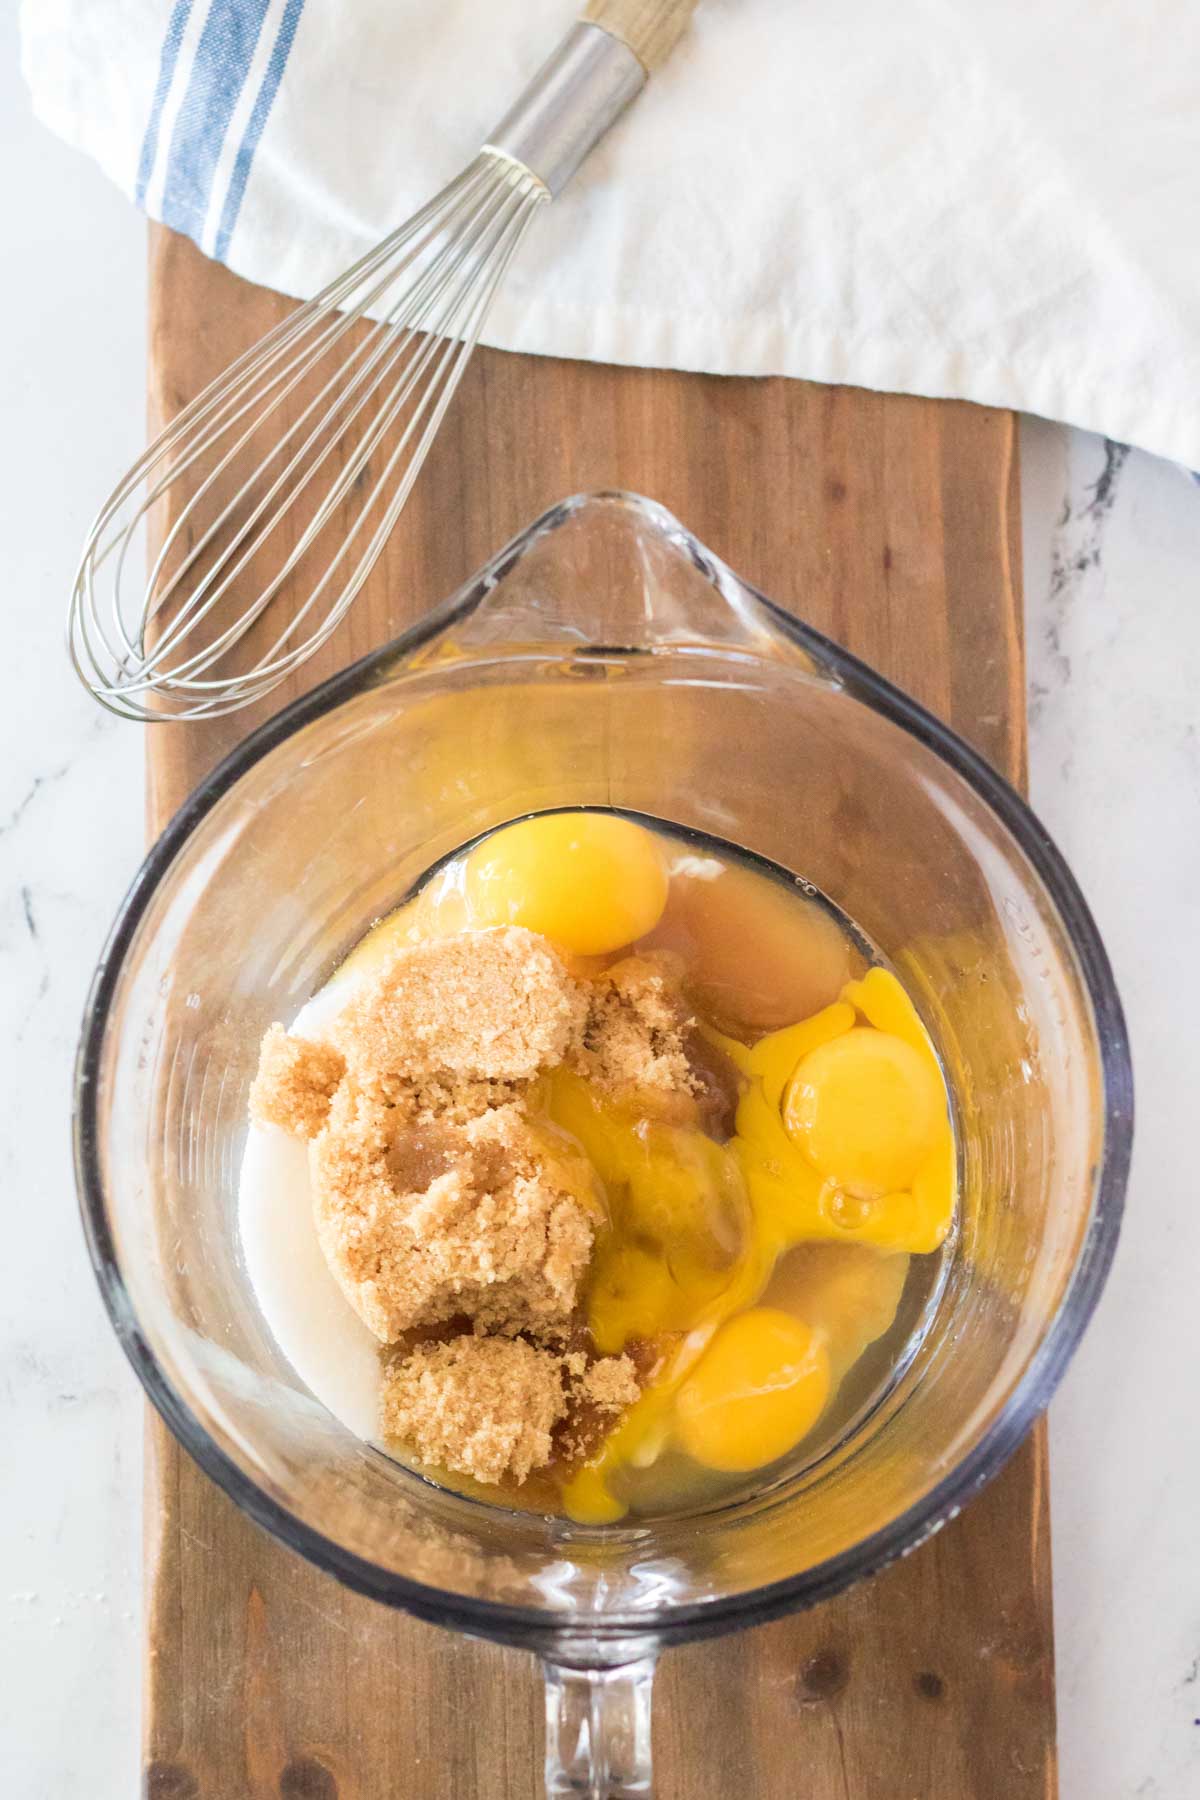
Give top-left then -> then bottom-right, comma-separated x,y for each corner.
70,154 -> 547,720
68,13 -> 663,720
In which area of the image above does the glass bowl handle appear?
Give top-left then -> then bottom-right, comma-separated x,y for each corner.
543,1653 -> 657,1797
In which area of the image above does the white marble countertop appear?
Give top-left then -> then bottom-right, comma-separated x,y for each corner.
3,12 -> 1198,1795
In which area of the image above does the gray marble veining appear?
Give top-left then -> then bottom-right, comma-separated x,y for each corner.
1025,419 -> 1200,1800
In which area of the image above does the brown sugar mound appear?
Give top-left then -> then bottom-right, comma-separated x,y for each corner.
328,926 -> 587,1087
382,1335 -> 565,1485
249,1025 -> 345,1137
247,925 -> 689,1485
381,1333 -> 640,1486
576,955 -> 697,1101
311,1091 -> 598,1341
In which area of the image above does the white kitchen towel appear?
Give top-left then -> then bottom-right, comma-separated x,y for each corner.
20,0 -> 1200,466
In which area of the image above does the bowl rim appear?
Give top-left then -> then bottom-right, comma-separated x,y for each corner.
74,490 -> 1132,1647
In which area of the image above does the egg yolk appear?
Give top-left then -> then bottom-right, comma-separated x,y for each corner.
543,1066 -> 751,1353
729,974 -> 955,1259
674,1309 -> 831,1473
783,1027 -> 946,1197
461,812 -> 668,955
746,1000 -> 856,1111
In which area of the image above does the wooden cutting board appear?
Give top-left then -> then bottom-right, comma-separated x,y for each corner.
143,222 -> 1052,1799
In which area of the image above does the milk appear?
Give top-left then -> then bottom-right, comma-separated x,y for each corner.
237,975 -> 382,1441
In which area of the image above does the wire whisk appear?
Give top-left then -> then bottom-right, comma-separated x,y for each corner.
69,0 -> 697,722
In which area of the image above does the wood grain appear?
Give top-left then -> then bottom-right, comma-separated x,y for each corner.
582,0 -> 700,71
144,222 -> 1052,1799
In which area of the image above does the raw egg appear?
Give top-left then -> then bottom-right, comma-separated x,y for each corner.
463,812 -> 668,955
643,859 -> 854,1032
764,1242 -> 909,1385
674,1308 -> 831,1472
544,1067 -> 751,1353
730,971 -> 955,1259
783,1027 -> 946,1197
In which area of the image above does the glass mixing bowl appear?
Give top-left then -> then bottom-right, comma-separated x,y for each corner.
75,492 -> 1131,1797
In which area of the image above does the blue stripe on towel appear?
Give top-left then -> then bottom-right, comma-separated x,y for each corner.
134,0 -> 196,207
160,0 -> 272,239
213,0 -> 308,260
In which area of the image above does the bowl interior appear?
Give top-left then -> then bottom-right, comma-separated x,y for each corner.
78,494 -> 1129,1643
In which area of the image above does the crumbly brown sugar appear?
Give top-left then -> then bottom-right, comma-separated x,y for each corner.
249,1024 -> 345,1137
329,926 -> 587,1086
311,1093 -> 597,1340
578,1354 -> 642,1412
576,955 -> 697,1100
247,925 -> 705,1489
381,1334 -> 565,1486
380,1333 -> 639,1486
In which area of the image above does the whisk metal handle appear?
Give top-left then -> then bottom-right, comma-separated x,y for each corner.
483,24 -> 644,198
484,0 -> 697,197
